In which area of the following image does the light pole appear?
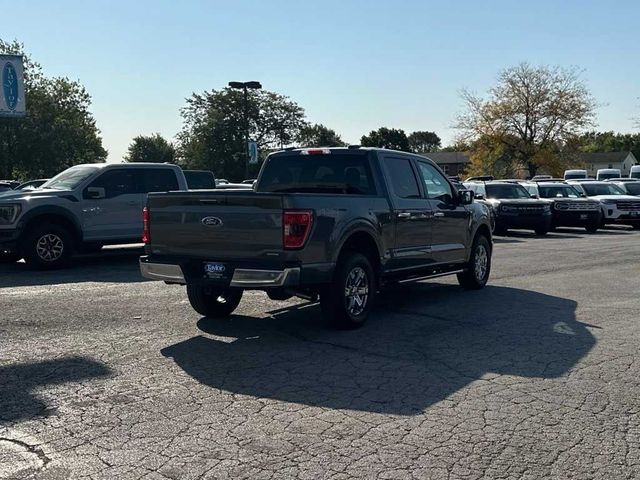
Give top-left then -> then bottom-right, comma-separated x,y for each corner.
228,81 -> 262,179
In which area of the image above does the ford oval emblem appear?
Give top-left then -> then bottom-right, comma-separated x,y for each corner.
3,62 -> 19,111
201,216 -> 223,227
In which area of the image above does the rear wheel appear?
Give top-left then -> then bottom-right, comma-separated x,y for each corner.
457,235 -> 491,290
321,252 -> 376,329
186,285 -> 243,318
22,223 -> 74,269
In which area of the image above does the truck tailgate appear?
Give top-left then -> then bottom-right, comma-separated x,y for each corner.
147,191 -> 284,259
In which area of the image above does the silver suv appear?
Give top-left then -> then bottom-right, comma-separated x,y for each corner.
0,163 -> 187,268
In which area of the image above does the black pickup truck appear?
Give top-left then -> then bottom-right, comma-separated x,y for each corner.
140,147 -> 493,328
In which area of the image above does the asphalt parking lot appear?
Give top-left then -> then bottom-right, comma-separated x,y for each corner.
1,228 -> 639,480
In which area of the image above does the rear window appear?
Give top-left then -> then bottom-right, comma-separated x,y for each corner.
258,153 -> 376,195
139,169 -> 179,193
184,171 -> 216,189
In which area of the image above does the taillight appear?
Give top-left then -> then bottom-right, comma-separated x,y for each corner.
300,148 -> 331,155
283,210 -> 313,249
142,206 -> 150,244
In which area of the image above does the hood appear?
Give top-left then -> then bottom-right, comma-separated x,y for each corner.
588,195 -> 640,202
487,198 -> 552,206
0,188 -> 74,202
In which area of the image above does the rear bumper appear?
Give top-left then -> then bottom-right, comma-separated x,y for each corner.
139,256 -> 307,288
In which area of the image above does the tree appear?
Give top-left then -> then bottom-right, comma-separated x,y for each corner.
177,88 -> 306,180
125,133 -> 175,163
296,123 -> 346,147
407,130 -> 441,153
578,131 -> 640,162
360,127 -> 410,151
456,63 -> 597,177
0,39 -> 107,180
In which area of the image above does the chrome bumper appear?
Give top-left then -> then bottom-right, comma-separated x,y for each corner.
230,268 -> 300,287
140,261 -> 186,283
140,260 -> 299,288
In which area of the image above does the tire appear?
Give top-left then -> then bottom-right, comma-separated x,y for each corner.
585,224 -> 599,233
457,235 -> 491,290
22,223 -> 74,270
78,242 -> 104,254
320,252 -> 376,329
0,252 -> 21,264
534,226 -> 549,236
186,285 -> 243,318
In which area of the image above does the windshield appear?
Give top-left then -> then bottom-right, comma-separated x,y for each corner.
631,171 -> 640,179
565,173 -> 586,180
598,172 -> 620,180
622,183 -> 640,196
258,153 -> 375,195
538,185 -> 581,198
485,183 -> 531,199
41,166 -> 99,190
582,183 -> 627,196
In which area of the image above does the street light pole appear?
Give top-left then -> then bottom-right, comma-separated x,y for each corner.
228,81 -> 262,180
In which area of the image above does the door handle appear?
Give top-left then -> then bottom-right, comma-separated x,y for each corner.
433,212 -> 445,217
397,212 -> 411,219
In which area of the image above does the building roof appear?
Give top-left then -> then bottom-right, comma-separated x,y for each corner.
579,152 -> 633,164
423,151 -> 470,165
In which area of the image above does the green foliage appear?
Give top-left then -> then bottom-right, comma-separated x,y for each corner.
578,131 -> 640,162
0,39 -> 107,180
360,127 -> 410,151
407,130 -> 441,153
125,133 -> 175,163
297,123 -> 346,147
177,88 -> 306,181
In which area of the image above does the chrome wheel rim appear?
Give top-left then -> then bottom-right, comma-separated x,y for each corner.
474,244 -> 488,281
344,267 -> 369,316
36,234 -> 64,262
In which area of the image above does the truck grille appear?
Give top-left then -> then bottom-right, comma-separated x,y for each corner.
616,201 -> 640,211
555,202 -> 599,211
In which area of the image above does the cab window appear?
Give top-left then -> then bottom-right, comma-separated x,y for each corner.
85,170 -> 135,199
417,161 -> 453,203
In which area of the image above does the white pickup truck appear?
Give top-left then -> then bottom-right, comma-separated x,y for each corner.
0,163 -> 188,268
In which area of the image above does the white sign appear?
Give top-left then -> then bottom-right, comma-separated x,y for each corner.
0,55 -> 26,117
248,140 -> 259,164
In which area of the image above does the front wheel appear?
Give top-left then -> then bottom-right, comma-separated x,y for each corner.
457,235 -> 491,290
321,253 -> 376,329
186,285 -> 243,318
22,223 -> 74,269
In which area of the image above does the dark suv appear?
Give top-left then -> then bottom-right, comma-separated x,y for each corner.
464,180 -> 552,235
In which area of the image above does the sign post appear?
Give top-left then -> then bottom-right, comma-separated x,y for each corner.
0,55 -> 26,117
248,140 -> 258,165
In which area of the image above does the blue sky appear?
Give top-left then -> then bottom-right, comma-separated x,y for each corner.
2,0 -> 639,161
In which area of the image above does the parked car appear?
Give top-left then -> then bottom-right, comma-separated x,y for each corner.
15,179 -> 49,191
568,181 -> 640,229
0,163 -> 188,268
463,180 -> 552,235
0,180 -> 21,189
564,169 -> 588,180
140,147 -> 494,329
183,170 -> 216,190
630,165 -> 640,179
521,182 -> 601,233
596,169 -> 621,181
608,180 -> 640,197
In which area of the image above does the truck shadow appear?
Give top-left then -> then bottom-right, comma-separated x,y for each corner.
0,247 -> 147,288
0,356 -> 112,423
161,284 -> 595,415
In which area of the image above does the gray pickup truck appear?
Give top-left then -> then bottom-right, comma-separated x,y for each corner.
140,147 -> 493,328
0,162 -> 187,268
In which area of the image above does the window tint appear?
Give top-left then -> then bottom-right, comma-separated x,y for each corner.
139,169 -> 179,193
539,185 -> 580,198
259,154 -> 375,195
184,171 -> 215,189
384,157 -> 420,199
485,184 -> 531,199
87,170 -> 136,198
417,162 -> 453,202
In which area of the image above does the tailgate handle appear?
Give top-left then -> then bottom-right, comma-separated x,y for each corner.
199,198 -> 225,204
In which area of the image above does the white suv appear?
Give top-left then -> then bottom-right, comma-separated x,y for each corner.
568,180 -> 640,229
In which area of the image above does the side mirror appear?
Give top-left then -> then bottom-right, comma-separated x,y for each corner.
458,189 -> 474,205
530,194 -> 539,199
474,193 -> 485,200
86,187 -> 106,199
